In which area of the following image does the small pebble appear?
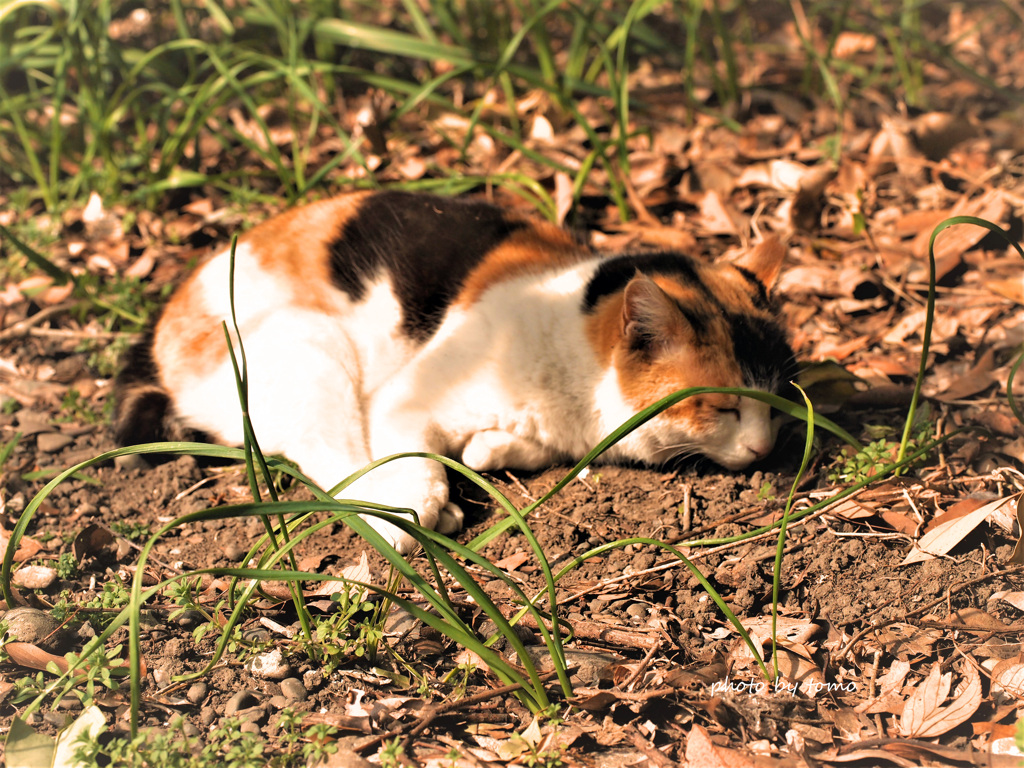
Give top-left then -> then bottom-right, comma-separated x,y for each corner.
222,541 -> 248,561
152,668 -> 172,687
302,669 -> 323,691
200,707 -> 218,727
233,705 -> 267,725
268,695 -> 289,710
12,565 -> 58,590
181,721 -> 201,738
3,607 -> 73,653
187,682 -> 208,705
625,602 -> 648,619
56,696 -> 83,711
37,432 -> 74,453
74,502 -> 99,517
43,712 -> 71,729
240,721 -> 262,736
175,610 -> 205,627
242,627 -> 271,643
114,454 -> 150,472
248,648 -> 292,680
279,677 -> 307,702
225,690 -> 261,717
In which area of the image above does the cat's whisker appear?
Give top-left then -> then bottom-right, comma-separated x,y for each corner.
652,441 -> 701,464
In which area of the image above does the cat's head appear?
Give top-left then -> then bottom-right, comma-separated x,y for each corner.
586,237 -> 795,469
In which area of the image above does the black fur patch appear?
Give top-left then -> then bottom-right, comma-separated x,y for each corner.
727,312 -> 796,392
112,332 -> 161,439
582,252 -> 704,313
328,191 -> 527,342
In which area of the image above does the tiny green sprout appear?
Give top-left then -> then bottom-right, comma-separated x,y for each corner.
757,481 -> 775,501
828,414 -> 933,485
538,703 -> 566,726
83,580 -> 131,630
378,736 -> 406,768
110,520 -> 151,542
59,388 -> 102,424
301,722 -> 340,763
56,551 -> 79,579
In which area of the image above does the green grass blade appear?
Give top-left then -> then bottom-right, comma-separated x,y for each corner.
904,216 -> 1024,460
0,223 -> 71,284
771,385 -> 815,680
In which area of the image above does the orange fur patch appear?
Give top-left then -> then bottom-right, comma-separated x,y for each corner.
616,324 -> 745,434
154,191 -> 374,392
250,191 -> 373,311
584,292 -> 626,367
152,269 -> 225,393
456,220 -> 583,306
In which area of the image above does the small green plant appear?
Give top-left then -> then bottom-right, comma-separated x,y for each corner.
85,579 -> 131,612
276,708 -> 339,765
81,579 -> 132,630
58,388 -> 102,425
72,713 -> 332,768
110,520 -> 151,542
300,589 -> 380,673
0,619 -> 9,663
56,551 -> 79,579
378,736 -> 407,768
828,416 -> 933,485
757,481 -> 775,500
508,732 -> 566,768
50,591 -> 76,623
523,747 -> 567,768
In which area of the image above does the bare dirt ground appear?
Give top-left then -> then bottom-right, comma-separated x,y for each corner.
3,4 -> 1024,767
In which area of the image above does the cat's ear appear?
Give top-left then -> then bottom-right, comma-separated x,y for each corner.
621,273 -> 691,352
732,235 -> 785,290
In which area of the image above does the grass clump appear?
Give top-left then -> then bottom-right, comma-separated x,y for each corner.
73,710 -> 339,768
2,1 -> 1012,215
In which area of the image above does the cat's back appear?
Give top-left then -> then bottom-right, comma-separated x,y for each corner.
179,190 -> 579,333
115,191 -> 585,445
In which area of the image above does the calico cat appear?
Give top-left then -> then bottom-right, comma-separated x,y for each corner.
115,190 -> 795,553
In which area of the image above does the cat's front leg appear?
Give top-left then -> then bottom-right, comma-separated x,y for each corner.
293,445 -> 457,555
340,456 -> 458,554
461,429 -> 561,472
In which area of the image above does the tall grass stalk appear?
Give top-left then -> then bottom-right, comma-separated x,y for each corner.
898,217 -> 1024,462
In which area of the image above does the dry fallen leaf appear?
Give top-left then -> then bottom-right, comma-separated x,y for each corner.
685,723 -> 762,768
901,495 -> 1017,565
899,662 -> 982,738
990,659 -> 1024,699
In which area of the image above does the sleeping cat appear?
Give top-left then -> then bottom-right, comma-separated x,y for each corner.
114,190 -> 795,553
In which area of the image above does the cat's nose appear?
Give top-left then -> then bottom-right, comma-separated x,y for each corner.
746,442 -> 772,462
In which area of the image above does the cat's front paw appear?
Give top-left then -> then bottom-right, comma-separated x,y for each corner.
342,461 -> 457,554
437,502 -> 464,535
461,429 -> 557,471
365,516 -> 424,555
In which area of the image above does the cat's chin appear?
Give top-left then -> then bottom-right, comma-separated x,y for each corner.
703,446 -> 773,470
